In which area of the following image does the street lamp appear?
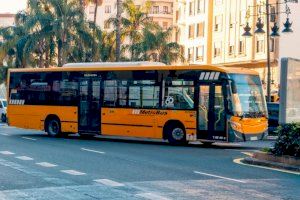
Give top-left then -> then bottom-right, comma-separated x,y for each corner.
242,0 -> 298,102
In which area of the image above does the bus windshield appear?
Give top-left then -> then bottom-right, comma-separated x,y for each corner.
230,74 -> 267,118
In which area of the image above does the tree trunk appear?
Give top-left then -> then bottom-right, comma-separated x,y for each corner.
79,0 -> 85,16
94,0 -> 98,25
115,0 -> 122,62
57,39 -> 63,67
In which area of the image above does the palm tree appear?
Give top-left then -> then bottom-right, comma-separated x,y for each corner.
115,0 -> 122,61
136,25 -> 184,65
0,0 -> 98,67
40,0 -> 95,66
111,0 -> 151,61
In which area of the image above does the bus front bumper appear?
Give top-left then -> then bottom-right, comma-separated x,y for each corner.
230,129 -> 267,142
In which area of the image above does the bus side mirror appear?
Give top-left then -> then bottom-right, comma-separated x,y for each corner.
231,82 -> 237,94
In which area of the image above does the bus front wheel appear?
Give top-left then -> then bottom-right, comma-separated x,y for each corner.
166,124 -> 187,145
46,117 -> 61,137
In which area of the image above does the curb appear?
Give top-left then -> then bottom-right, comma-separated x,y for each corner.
242,157 -> 300,172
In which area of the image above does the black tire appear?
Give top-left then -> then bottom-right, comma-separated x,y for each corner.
79,133 -> 95,139
166,124 -> 187,145
1,114 -> 6,123
45,117 -> 61,137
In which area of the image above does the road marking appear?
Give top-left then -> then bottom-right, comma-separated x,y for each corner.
81,148 -> 105,154
194,171 -> 246,183
0,133 -> 9,136
22,137 -> 37,141
234,158 -> 300,175
94,179 -> 124,187
241,152 -> 254,157
16,156 -> 34,161
136,193 -> 171,200
61,170 -> 86,176
22,137 -> 36,141
0,151 -> 15,155
36,162 -> 57,168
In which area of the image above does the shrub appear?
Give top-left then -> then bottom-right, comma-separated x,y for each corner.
271,123 -> 300,157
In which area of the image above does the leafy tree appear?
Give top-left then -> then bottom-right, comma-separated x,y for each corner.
134,25 -> 184,65
0,0 -> 98,67
110,0 -> 151,61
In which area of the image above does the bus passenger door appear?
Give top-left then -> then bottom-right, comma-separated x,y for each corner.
198,83 -> 227,141
78,78 -> 101,133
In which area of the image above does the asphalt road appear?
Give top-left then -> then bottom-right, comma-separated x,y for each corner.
0,124 -> 299,200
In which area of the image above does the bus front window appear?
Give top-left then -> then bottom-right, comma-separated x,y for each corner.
230,74 -> 267,118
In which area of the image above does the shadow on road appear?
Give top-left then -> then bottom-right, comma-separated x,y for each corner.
14,131 -> 267,151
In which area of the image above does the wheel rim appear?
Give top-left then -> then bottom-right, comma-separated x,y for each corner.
172,128 -> 184,141
48,120 -> 59,135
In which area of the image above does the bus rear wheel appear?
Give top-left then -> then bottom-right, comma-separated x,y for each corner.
46,117 -> 61,137
1,114 -> 6,123
166,124 -> 187,145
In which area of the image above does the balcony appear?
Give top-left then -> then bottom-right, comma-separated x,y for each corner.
148,11 -> 173,19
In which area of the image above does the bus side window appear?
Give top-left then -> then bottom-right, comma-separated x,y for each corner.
103,80 -> 118,106
162,81 -> 194,110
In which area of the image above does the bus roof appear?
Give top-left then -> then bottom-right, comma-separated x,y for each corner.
8,62 -> 259,75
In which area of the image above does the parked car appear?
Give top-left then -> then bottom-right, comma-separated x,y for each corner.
267,102 -> 279,134
0,99 -> 7,122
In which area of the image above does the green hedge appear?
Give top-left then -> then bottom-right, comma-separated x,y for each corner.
272,123 -> 300,157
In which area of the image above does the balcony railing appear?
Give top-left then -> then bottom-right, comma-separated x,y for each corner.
149,11 -> 173,15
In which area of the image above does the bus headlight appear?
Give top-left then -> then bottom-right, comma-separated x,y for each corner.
230,121 -> 242,132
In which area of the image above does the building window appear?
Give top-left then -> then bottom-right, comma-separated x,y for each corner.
189,2 -> 194,16
214,15 -> 223,31
196,22 -> 204,37
163,6 -> 168,14
256,39 -> 265,53
105,5 -> 111,13
163,22 -> 168,29
270,6 -> 276,22
214,42 -> 222,57
197,0 -> 205,14
229,45 -> 235,56
89,6 -> 95,14
104,20 -> 110,29
176,10 -> 179,21
196,46 -> 204,61
188,47 -> 194,61
152,6 -> 159,14
239,40 -> 245,55
270,38 -> 275,52
188,25 -> 194,38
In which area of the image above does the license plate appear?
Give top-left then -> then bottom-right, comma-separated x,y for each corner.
250,136 -> 258,141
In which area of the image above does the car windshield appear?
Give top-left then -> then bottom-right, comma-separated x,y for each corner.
230,74 -> 267,118
2,101 -> 7,107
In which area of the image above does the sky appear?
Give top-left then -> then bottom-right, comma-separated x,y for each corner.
0,0 -> 27,13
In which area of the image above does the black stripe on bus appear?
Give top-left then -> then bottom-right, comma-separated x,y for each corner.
40,120 -> 77,123
157,126 -> 195,130
102,123 -> 153,128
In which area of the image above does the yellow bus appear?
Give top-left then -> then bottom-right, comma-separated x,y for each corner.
7,62 -> 268,145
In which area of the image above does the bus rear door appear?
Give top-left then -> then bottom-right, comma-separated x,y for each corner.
78,78 -> 101,133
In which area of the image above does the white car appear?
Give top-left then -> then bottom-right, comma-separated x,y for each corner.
0,99 -> 7,122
